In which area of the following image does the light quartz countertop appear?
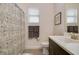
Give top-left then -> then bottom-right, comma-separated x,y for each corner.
49,36 -> 79,55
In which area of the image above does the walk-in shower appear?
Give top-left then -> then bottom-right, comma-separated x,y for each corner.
0,4 -> 25,55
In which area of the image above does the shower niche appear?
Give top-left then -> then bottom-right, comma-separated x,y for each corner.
0,4 -> 25,55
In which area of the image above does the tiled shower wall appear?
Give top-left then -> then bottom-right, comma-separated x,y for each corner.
0,4 -> 25,54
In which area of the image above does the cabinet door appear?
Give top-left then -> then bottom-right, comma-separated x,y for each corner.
49,41 -> 53,54
49,39 -> 70,55
49,39 -> 54,55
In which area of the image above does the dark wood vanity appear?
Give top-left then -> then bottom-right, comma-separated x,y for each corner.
49,38 -> 70,55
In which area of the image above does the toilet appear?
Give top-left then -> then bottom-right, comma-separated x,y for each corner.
41,41 -> 49,55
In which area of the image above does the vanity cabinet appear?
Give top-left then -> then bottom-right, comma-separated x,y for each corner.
49,38 -> 70,55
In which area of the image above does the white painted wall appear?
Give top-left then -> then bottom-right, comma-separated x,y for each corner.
53,4 -> 65,35
17,3 -> 54,49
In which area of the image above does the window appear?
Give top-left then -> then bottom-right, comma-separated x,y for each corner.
28,8 -> 40,39
66,9 -> 77,23
28,8 -> 39,23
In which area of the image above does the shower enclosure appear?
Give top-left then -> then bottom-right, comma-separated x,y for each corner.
0,4 -> 25,54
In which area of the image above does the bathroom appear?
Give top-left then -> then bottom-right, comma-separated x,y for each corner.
0,3 -> 79,55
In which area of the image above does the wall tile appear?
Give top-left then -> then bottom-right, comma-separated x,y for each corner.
0,4 -> 25,55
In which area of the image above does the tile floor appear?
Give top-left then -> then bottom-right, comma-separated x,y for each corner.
23,48 -> 48,55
